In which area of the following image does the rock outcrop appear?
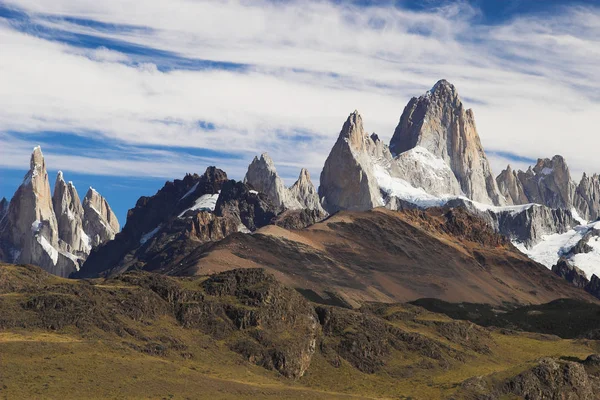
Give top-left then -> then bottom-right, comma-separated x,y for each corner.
517,156 -> 576,210
319,111 -> 383,213
552,259 -> 589,289
214,180 -> 278,232
289,168 -> 327,215
244,153 -> 303,211
496,165 -> 528,206
244,154 -> 327,220
503,357 -> 595,399
575,173 -> 600,221
390,80 -> 504,205
444,199 -> 577,247
498,156 -> 600,223
0,197 -> 8,220
82,188 -> 120,247
52,171 -> 88,254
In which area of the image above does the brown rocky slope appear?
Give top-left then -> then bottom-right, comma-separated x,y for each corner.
169,207 -> 597,307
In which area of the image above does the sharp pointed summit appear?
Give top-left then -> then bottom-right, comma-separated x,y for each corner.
390,79 -> 505,205
0,147 -> 120,276
82,187 -> 120,247
52,170 -> 88,254
319,110 -> 383,213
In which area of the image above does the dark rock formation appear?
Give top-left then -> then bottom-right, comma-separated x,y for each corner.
272,208 -> 327,230
503,357 -> 594,399
214,180 -> 278,231
77,167 -> 230,278
551,259 -> 589,288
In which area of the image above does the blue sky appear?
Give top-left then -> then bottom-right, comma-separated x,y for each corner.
1,0 -> 599,224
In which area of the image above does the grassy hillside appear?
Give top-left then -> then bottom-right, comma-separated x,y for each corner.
0,263 -> 599,399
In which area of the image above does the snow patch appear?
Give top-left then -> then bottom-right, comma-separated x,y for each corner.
80,228 -> 92,251
31,220 -> 41,232
237,224 -> 252,234
541,167 -> 553,175
59,250 -> 81,271
180,183 -> 199,200
571,236 -> 600,279
469,200 -> 534,216
514,220 -> 600,279
37,235 -> 58,265
571,208 -> 588,225
249,190 -> 259,195
178,193 -> 220,218
140,225 -> 161,245
403,146 -> 450,172
374,164 -> 445,208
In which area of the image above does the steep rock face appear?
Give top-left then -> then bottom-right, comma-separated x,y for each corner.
393,146 -> 463,198
585,275 -> 600,300
52,172 -> 88,254
244,155 -> 327,224
82,188 -> 120,247
244,153 -> 303,211
390,80 -> 504,205
319,111 -> 383,213
214,180 -> 278,232
77,168 -> 230,278
496,205 -> 577,247
0,147 -> 76,276
552,259 -> 589,289
496,165 -> 528,206
517,156 -> 576,209
575,173 -> 600,221
445,199 -> 577,247
289,168 -> 327,215
0,198 -> 8,220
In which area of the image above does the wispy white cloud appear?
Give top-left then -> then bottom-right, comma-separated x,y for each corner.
0,0 -> 599,186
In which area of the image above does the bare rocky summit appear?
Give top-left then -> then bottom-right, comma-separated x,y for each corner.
319,111 -> 385,213
390,79 -> 504,205
0,147 -> 119,277
498,155 -> 600,223
82,187 -> 119,247
52,171 -> 88,254
575,173 -> 600,221
245,153 -> 327,218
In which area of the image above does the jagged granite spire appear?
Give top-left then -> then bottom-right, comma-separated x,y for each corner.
244,153 -> 303,211
516,156 -> 576,210
319,111 -> 383,213
575,173 -> 600,221
0,146 -> 77,276
0,197 -> 8,220
390,80 -> 505,205
289,168 -> 326,214
52,171 -> 88,254
82,187 -> 120,247
496,165 -> 529,206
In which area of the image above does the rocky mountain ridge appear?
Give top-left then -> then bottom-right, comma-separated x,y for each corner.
317,80 -> 599,281
4,80 -> 599,287
0,147 -> 119,277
